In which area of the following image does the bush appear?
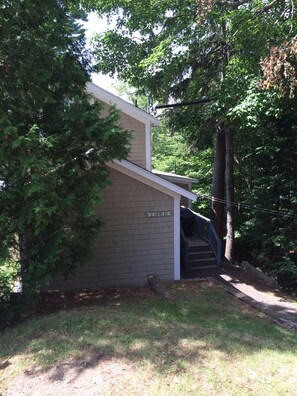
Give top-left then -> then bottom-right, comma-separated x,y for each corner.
272,257 -> 297,294
0,259 -> 20,326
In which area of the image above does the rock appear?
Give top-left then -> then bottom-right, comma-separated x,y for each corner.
241,261 -> 278,288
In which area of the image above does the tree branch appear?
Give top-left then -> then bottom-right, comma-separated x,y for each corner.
256,0 -> 278,15
216,0 -> 249,8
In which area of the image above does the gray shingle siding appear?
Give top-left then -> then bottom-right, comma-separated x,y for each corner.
48,168 -> 174,290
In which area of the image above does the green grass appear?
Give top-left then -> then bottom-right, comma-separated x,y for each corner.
1,281 -> 297,395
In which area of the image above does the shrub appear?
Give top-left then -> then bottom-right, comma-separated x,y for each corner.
272,257 -> 297,294
0,259 -> 20,326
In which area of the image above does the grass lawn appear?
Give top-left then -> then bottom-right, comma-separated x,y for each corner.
0,280 -> 297,395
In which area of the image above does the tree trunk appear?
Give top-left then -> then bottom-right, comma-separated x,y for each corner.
19,230 -> 31,296
147,274 -> 169,299
211,125 -> 226,241
224,126 -> 235,262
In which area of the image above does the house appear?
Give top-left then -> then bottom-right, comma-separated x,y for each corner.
48,82 -> 198,291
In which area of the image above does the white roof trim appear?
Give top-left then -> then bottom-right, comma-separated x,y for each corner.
108,160 -> 197,201
152,170 -> 198,184
87,82 -> 160,126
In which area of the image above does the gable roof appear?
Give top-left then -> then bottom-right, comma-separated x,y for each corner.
108,160 -> 197,201
87,82 -> 160,127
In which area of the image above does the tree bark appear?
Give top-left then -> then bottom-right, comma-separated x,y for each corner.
224,126 -> 235,262
19,230 -> 31,296
211,125 -> 226,241
147,274 -> 169,299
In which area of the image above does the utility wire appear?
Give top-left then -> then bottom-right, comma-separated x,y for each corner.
148,100 -> 297,220
198,194 -> 297,220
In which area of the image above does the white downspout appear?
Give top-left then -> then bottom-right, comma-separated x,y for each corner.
174,196 -> 181,280
145,122 -> 152,171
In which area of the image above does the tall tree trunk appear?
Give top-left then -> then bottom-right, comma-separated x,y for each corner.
224,126 -> 235,262
211,125 -> 226,241
19,230 -> 31,296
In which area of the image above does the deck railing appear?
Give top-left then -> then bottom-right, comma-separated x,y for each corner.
192,211 -> 209,240
208,220 -> 222,266
180,208 -> 221,267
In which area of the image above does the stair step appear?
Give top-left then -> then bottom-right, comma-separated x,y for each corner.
188,264 -> 218,270
189,257 -> 217,264
183,234 -> 220,270
189,245 -> 211,252
189,250 -> 214,260
188,257 -> 217,269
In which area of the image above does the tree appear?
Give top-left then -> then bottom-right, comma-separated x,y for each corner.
88,0 -> 295,262
0,0 -> 130,300
151,122 -> 214,213
228,81 -> 297,290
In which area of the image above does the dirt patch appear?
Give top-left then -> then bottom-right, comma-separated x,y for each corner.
39,280 -> 215,315
3,357 -> 138,396
39,284 -> 157,314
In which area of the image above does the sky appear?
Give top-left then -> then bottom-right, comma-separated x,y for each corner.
82,12 -> 119,95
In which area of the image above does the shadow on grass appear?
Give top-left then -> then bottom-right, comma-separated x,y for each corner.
1,281 -> 297,383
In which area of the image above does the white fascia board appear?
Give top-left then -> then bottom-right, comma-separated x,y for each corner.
108,160 -> 197,201
86,82 -> 160,127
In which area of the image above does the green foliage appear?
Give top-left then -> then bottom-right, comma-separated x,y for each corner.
88,1 -> 297,283
152,126 -> 189,174
0,259 -> 19,304
0,258 -> 19,324
228,81 -> 297,286
152,125 -> 213,213
0,1 -> 130,298
272,257 -> 297,294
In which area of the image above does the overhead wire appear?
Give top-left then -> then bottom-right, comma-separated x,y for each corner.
197,194 -> 297,220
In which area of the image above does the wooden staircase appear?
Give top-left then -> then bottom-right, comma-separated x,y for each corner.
187,237 -> 217,269
180,207 -> 221,270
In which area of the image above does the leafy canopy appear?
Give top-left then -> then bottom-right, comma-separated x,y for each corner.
87,0 -> 297,287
